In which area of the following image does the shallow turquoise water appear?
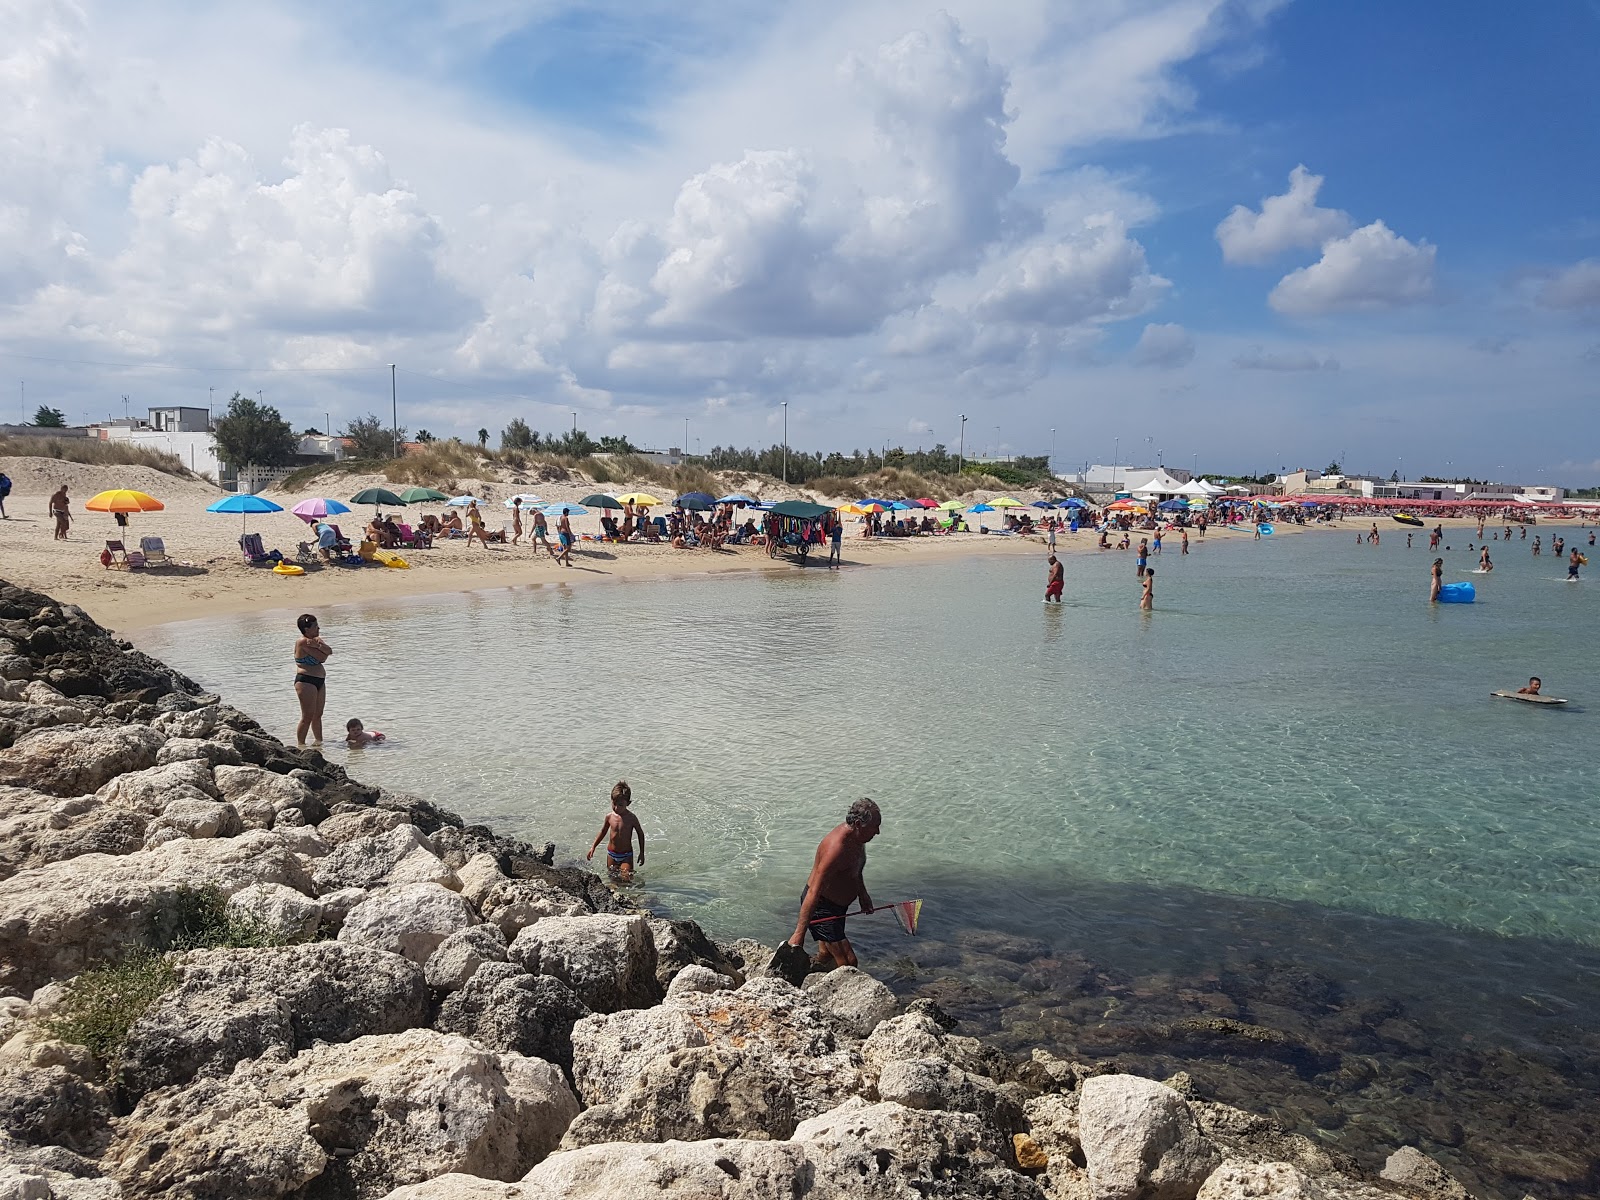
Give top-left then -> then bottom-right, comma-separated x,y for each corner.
138,524 -> 1600,951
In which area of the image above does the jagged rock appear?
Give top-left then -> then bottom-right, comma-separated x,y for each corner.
33,810 -> 148,870
145,797 -> 241,841
0,1158 -> 121,1200
508,915 -> 659,1014
480,881 -> 588,938
149,705 -> 219,740
1197,1161 -> 1329,1200
316,887 -> 369,935
803,966 -> 897,1038
1079,1075 -> 1220,1200
1025,1093 -> 1082,1164
0,831 -> 315,994
435,964 -> 590,1070
232,795 -> 276,830
141,826 -> 189,850
381,1178 -> 528,1200
212,764 -> 312,813
318,808 -> 408,846
107,1030 -> 577,1200
569,977 -> 863,1120
647,918 -> 746,990
272,825 -> 328,857
561,1045 -> 801,1146
665,964 -> 735,1000
793,1097 -> 1041,1198
0,725 -> 162,796
455,853 -> 511,907
1379,1148 -> 1469,1200
0,1064 -> 106,1154
383,847 -> 463,891
338,882 -> 478,963
118,942 -> 428,1100
425,925 -> 508,992
876,1057 -> 1021,1134
862,1012 -> 990,1081
1015,1133 -> 1049,1171
518,1138 -> 814,1199
1189,1103 -> 1370,1193
227,883 -> 322,941
314,825 -> 438,893
93,760 -> 218,816
155,737 -> 244,768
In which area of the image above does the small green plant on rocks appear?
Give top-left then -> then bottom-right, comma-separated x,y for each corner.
46,950 -> 178,1072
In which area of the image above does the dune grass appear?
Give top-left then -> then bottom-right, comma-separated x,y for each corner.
0,436 -> 196,479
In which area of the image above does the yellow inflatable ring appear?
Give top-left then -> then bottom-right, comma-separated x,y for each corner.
273,562 -> 306,576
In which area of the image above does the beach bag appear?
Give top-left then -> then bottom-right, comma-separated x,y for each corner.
0,473 -> 10,495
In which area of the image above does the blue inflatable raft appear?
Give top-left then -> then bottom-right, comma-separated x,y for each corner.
1438,582 -> 1475,603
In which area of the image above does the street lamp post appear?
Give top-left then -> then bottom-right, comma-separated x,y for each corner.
684,418 -> 690,459
572,412 -> 578,437
390,365 -> 398,458
957,415 -> 966,474
1113,437 -> 1119,491
1049,427 -> 1056,472
782,401 -> 788,484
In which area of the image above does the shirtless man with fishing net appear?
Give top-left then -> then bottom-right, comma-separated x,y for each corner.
789,798 -> 881,970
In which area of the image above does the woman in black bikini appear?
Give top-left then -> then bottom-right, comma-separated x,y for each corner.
293,613 -> 331,746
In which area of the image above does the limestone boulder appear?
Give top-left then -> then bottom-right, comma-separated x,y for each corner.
232,795 -> 277,830
647,917 -> 747,991
0,725 -> 162,796
876,1057 -> 1022,1134
456,852 -> 511,907
30,809 -> 148,871
508,915 -> 659,1014
316,886 -> 369,935
435,963 -> 591,1070
147,796 -> 241,841
519,1139 -> 814,1200
380,1178 -> 530,1200
1378,1149 -> 1468,1200
425,924 -> 508,992
862,1012 -> 991,1081
227,882 -> 322,941
150,704 -> 219,740
95,759 -> 219,815
1197,1161 -> 1330,1200
118,941 -> 428,1099
0,1158 -> 122,1200
0,1063 -> 107,1155
108,1030 -> 577,1200
665,964 -> 735,1000
569,977 -> 863,1120
480,880 -> 588,938
1079,1075 -> 1220,1200
1024,1092 -> 1082,1164
803,966 -> 898,1038
314,825 -> 442,893
338,882 -> 477,963
0,831 -> 314,993
318,808 -> 408,846
213,763 -> 312,813
793,1097 -> 1042,1199
155,736 -> 244,768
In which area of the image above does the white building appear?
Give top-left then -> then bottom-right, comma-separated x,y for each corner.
1462,483 -> 1564,503
1066,464 -> 1192,500
90,408 -> 222,479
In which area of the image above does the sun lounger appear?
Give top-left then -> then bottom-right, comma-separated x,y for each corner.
139,536 -> 172,567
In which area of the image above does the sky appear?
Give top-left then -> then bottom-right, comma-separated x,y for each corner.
3,0 -> 1598,483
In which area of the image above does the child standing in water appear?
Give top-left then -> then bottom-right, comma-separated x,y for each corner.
588,780 -> 646,881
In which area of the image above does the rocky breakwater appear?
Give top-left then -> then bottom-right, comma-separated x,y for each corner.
0,579 -> 1482,1200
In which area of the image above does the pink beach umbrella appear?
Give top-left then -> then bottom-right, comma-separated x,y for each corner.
291,497 -> 353,524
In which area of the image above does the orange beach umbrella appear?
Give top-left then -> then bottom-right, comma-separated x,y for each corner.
85,489 -> 165,513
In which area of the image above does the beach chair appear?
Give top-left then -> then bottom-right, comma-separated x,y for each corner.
239,532 -> 282,566
125,548 -> 147,568
295,541 -> 317,565
139,536 -> 171,567
104,540 -> 128,569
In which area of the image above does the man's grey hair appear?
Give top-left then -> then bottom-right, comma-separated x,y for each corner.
846,798 -> 881,829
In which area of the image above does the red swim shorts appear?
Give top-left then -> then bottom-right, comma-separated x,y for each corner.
1045,580 -> 1063,598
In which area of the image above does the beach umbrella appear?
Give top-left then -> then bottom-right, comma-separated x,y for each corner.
889,501 -> 913,511
503,492 -> 543,508
937,500 -> 966,511
291,497 -> 351,523
858,497 -> 894,508
1158,499 -> 1189,512
916,498 -> 937,507
444,495 -> 486,507
715,493 -> 758,506
1058,498 -> 1087,509
674,491 -> 716,511
859,502 -> 889,514
208,492 -> 284,535
837,503 -> 867,515
541,503 -> 589,518
970,503 -> 995,513
398,487 -> 448,503
989,496 -> 1024,508
580,493 -> 624,509
1030,500 -> 1055,509
770,500 -> 833,520
616,492 -> 662,506
350,487 -> 406,512
86,489 -> 165,514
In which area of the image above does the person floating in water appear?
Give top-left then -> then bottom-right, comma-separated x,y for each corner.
587,780 -> 645,882
1045,555 -> 1064,603
345,718 -> 385,746
1430,558 -> 1443,603
789,798 -> 881,970
1517,676 -> 1543,696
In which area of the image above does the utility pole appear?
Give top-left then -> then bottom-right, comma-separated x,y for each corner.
326,413 -> 331,440
1049,427 -> 1056,472
957,415 -> 966,474
684,417 -> 690,458
208,385 -> 214,428
571,411 -> 577,436
19,380 -> 23,424
782,401 -> 788,484
390,365 -> 398,457
122,395 -> 130,422
1113,437 -> 1120,491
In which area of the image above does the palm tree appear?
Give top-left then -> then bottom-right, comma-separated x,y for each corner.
477,428 -> 489,447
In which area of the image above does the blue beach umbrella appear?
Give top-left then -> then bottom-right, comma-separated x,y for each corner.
715,493 -> 758,506
970,503 -> 995,513
1158,499 -> 1189,512
889,500 -> 913,511
1058,498 -> 1087,509
674,491 -> 716,511
858,497 -> 894,508
207,492 -> 284,535
541,503 -> 589,518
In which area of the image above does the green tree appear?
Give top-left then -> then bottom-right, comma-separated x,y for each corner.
342,414 -> 405,459
598,434 -> 636,453
415,429 -> 436,443
32,405 -> 67,428
477,428 -> 489,447
1324,460 -> 1341,474
212,393 -> 297,468
501,418 -> 534,450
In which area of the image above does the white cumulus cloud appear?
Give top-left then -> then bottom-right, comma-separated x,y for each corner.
1233,347 -> 1339,372
1131,322 -> 1194,367
975,215 -> 1167,327
1215,165 -> 1350,265
1268,221 -> 1435,315
1537,259 -> 1600,310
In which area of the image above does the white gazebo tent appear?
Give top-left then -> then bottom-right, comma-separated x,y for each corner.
1175,479 -> 1212,498
1131,469 -> 1189,499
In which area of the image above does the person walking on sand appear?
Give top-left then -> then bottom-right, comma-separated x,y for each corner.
1045,554 -> 1064,603
1140,568 -> 1154,610
553,508 -> 574,566
789,798 -> 880,970
1430,558 -> 1443,603
0,471 -> 11,518
48,484 -> 71,540
292,613 -> 331,747
510,498 -> 523,546
532,506 -> 555,558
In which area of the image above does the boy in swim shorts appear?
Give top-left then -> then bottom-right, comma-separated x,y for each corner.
587,780 -> 645,882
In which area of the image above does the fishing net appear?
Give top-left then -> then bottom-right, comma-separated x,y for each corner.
890,899 -> 923,936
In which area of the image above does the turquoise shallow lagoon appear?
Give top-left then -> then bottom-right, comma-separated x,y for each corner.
139,523 -> 1600,1197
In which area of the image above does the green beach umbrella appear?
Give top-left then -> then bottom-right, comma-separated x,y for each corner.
398,487 -> 448,503
350,487 -> 407,513
580,493 -> 624,509
937,500 -> 966,511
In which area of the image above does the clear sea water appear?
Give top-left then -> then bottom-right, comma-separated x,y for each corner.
137,523 -> 1600,1196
